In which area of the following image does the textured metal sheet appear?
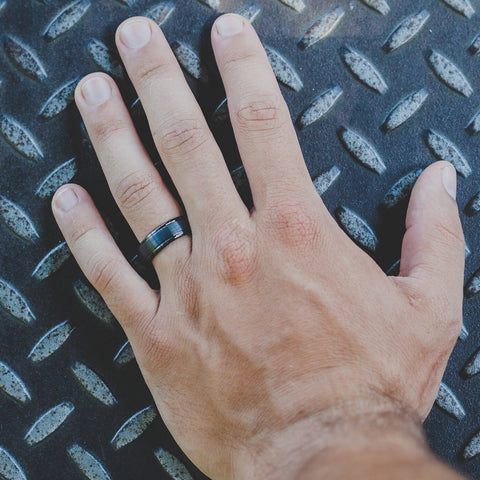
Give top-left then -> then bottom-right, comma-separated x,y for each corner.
1,0 -> 480,478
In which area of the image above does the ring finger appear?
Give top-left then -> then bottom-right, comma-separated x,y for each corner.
74,73 -> 189,271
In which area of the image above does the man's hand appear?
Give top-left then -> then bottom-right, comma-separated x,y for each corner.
51,14 -> 465,480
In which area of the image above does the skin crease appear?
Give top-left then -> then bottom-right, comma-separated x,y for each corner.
51,13 -> 467,480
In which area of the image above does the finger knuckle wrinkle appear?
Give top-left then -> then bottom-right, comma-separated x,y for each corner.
157,119 -> 209,158
115,172 -> 156,212
268,204 -> 318,248
88,254 -> 119,294
432,222 -> 465,250
236,95 -> 287,133
215,226 -> 255,285
222,50 -> 258,73
69,223 -> 97,247
93,117 -> 129,145
136,59 -> 172,89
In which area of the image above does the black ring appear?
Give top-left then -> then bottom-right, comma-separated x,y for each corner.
138,216 -> 191,263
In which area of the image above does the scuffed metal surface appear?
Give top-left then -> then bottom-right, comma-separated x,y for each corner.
1,0 -> 480,478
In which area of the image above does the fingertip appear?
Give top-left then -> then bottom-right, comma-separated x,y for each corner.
441,162 -> 457,201
75,73 -> 114,108
406,161 -> 459,230
115,16 -> 155,51
212,13 -> 248,41
52,184 -> 84,215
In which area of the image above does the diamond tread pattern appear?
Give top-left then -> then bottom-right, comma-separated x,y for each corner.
0,0 -> 480,479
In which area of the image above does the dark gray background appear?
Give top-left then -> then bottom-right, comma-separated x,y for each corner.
1,0 -> 480,478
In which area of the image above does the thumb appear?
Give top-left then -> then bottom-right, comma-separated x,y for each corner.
397,161 -> 465,299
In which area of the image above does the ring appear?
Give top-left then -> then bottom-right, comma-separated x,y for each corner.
138,216 -> 191,263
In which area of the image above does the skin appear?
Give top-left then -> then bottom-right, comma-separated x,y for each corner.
52,14 -> 466,480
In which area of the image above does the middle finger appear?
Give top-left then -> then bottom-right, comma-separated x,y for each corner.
115,17 -> 248,230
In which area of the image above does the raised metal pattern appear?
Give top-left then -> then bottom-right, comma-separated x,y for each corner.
383,10 -> 430,53
1,1 -> 480,479
24,401 -> 75,445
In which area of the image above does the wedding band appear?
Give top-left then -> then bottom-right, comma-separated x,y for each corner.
138,216 -> 190,263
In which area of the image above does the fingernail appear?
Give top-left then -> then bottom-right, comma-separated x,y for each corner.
81,77 -> 111,106
54,188 -> 78,212
215,15 -> 244,37
119,19 -> 152,49
442,163 -> 457,200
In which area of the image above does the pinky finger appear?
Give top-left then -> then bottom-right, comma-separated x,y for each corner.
52,184 -> 160,337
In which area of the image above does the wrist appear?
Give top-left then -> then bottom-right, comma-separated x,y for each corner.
233,395 -> 428,480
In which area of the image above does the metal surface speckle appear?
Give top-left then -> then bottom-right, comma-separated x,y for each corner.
43,0 -> 91,42
113,340 -> 135,366
87,39 -> 125,79
383,9 -> 430,53
111,405 -> 158,450
298,7 -> 345,50
0,361 -> 31,404
72,361 -> 118,406
0,195 -> 39,242
435,382 -> 466,421
155,448 -> 194,480
425,129 -> 472,178
39,78 -> 79,120
1,1 -> 480,478
341,45 -> 388,94
28,320 -> 76,363
145,2 -> 176,27
427,50 -> 473,98
338,126 -> 386,174
359,0 -> 390,15
334,206 -> 379,254
265,45 -> 303,92
440,0 -> 475,18
297,86 -> 343,129
73,279 -> 115,324
36,158 -> 78,199
68,444 -> 112,480
381,88 -> 428,132
0,447 -> 27,480
277,0 -> 305,13
2,36 -> 47,82
0,278 -> 35,325
0,115 -> 43,161
24,401 -> 75,445
381,169 -> 422,210
32,241 -> 71,280
172,41 -> 204,80
313,165 -> 341,197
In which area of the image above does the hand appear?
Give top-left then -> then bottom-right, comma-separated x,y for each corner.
52,14 -> 465,480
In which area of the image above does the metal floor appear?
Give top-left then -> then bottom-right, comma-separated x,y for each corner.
1,0 -> 480,478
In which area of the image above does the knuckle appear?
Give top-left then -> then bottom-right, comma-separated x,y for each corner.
431,222 -> 465,251
213,222 -> 255,285
91,115 -> 130,146
155,118 -> 210,158
221,50 -> 258,75
235,94 -> 288,134
134,58 -> 173,91
114,171 -> 156,213
265,201 -> 319,249
68,223 -> 97,247
87,253 -> 119,295
137,315 -> 174,370
403,282 -> 462,342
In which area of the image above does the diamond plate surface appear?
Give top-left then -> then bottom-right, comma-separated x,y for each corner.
2,0 -> 480,478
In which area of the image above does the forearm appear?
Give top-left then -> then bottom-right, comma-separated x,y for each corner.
297,448 -> 465,480
299,409 -> 464,480
237,401 -> 467,480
